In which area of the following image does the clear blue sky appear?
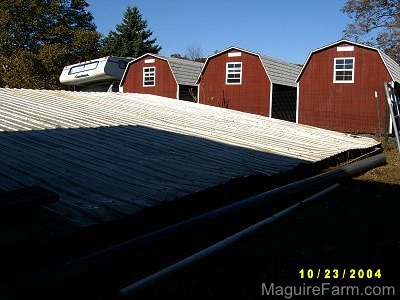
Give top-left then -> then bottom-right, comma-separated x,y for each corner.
86,0 -> 350,64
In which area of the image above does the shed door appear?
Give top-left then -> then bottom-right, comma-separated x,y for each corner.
271,84 -> 297,122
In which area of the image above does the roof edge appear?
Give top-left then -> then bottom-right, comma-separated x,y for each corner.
120,53 -> 172,87
196,46 -> 257,83
295,39 -> 395,82
196,46 -> 299,84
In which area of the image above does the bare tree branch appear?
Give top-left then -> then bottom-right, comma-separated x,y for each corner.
186,43 -> 204,62
342,0 -> 400,63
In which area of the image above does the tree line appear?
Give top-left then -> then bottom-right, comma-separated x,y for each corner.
0,0 -> 161,89
0,0 -> 399,90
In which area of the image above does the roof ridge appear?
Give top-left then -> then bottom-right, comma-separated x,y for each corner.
260,54 -> 302,67
166,56 -> 204,65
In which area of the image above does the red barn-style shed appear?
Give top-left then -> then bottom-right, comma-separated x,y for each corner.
296,40 -> 400,134
121,54 -> 203,102
197,47 -> 301,122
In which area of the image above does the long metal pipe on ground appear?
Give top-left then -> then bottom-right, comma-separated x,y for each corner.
119,183 -> 341,296
61,152 -> 385,276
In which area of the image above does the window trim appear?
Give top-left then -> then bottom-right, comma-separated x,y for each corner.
143,66 -> 156,87
226,62 -> 242,85
333,57 -> 355,83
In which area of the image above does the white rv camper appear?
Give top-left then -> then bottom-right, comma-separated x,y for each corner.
59,56 -> 133,92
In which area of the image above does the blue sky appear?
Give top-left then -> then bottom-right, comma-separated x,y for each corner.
86,0 -> 350,64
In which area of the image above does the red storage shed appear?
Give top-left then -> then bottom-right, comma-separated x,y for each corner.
296,40 -> 400,134
121,54 -> 203,102
197,47 -> 302,122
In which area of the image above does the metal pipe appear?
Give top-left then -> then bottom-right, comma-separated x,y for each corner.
61,152 -> 385,276
119,183 -> 340,296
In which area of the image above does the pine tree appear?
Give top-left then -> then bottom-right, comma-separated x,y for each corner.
0,0 -> 101,89
100,6 -> 161,58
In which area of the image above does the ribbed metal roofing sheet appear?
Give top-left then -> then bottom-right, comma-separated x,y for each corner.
0,88 -> 379,226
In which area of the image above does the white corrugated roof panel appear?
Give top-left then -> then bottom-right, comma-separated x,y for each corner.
0,88 -> 379,226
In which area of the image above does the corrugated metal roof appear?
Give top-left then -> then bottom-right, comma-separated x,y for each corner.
260,55 -> 302,87
166,57 -> 204,86
0,88 -> 379,227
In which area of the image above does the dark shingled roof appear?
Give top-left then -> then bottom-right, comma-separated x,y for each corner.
166,57 -> 204,86
260,55 -> 302,87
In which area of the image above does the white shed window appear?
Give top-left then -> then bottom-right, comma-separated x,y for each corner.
334,58 -> 354,83
143,67 -> 155,86
226,62 -> 242,84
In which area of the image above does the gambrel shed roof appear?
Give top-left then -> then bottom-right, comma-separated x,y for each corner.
121,54 -> 204,87
197,46 -> 302,87
296,39 -> 400,83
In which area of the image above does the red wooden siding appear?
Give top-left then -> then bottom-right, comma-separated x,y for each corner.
199,50 -> 270,116
122,55 -> 177,99
298,42 -> 392,133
